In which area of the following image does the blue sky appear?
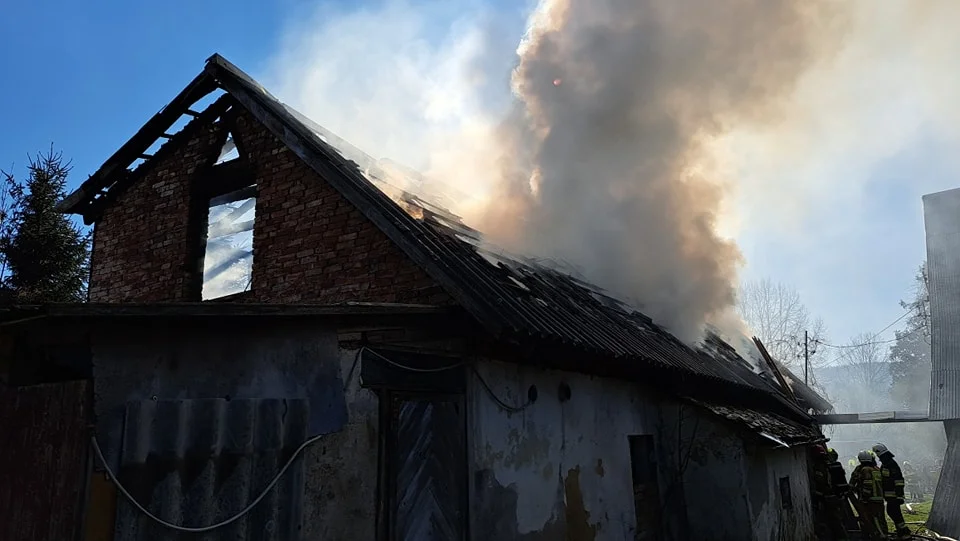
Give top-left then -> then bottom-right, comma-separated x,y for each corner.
0,0 -> 297,185
2,0 -> 954,362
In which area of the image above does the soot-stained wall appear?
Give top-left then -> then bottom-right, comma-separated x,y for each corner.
301,347 -> 379,540
672,409 -> 752,540
90,322 -> 380,539
664,404 -> 814,541
745,445 -> 814,541
467,359 -> 658,541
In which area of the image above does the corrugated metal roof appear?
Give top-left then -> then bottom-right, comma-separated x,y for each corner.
688,398 -> 824,447
109,398 -> 308,540
927,420 -> 959,537
923,188 -> 960,420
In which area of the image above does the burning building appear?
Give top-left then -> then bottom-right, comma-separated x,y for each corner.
0,55 -> 833,541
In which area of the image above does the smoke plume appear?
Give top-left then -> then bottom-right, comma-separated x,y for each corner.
468,0 -> 846,340
264,0 -> 889,342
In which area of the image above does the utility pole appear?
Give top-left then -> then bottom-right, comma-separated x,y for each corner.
804,330 -> 809,385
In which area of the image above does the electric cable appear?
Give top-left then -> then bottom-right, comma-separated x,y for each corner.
361,347 -> 530,412
469,365 -> 532,413
814,309 -> 918,349
360,346 -> 464,373
90,431 -> 324,533
94,347 -> 528,532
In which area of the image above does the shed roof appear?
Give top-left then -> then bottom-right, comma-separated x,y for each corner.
59,54 -> 829,424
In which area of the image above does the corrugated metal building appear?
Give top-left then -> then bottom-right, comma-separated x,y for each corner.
922,188 -> 960,537
1,54 -> 834,541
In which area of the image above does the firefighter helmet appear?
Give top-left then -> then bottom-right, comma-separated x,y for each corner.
858,450 -> 874,463
872,443 -> 891,457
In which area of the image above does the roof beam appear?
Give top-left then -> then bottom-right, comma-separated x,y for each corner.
56,71 -> 220,215
815,411 -> 934,425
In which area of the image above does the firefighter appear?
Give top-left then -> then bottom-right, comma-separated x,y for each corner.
903,461 -> 921,502
874,443 -> 911,539
811,445 -> 847,540
851,450 -> 886,539
827,448 -> 857,533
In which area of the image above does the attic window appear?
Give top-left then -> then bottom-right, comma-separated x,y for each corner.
215,133 -> 241,165
201,184 -> 256,299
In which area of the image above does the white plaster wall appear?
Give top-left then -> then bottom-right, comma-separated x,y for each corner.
468,358 -> 659,540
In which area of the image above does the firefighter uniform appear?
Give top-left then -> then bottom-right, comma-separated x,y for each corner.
827,448 -> 857,533
851,451 -> 887,539
811,445 -> 847,540
874,443 -> 910,538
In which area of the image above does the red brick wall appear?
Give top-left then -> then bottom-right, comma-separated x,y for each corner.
89,120 -> 224,302
231,111 -> 452,305
89,102 -> 452,306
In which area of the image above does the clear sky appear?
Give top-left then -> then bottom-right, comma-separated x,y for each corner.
2,0 -> 956,363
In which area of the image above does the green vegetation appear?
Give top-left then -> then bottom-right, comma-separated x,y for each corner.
0,147 -> 90,303
889,499 -> 932,532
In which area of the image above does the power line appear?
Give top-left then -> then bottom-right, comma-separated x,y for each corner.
872,309 -> 913,337
815,325 -> 921,349
813,308 -> 918,349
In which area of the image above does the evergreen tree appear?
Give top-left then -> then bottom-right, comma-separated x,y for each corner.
888,263 -> 931,410
0,148 -> 90,303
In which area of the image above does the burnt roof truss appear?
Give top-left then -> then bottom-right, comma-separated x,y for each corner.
56,71 -> 226,223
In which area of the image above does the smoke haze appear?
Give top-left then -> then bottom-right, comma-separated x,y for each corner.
266,0 -> 960,343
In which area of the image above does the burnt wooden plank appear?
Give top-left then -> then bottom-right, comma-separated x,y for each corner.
0,380 -> 90,541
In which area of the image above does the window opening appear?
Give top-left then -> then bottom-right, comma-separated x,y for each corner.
215,133 -> 241,165
779,476 -> 793,509
202,184 -> 256,299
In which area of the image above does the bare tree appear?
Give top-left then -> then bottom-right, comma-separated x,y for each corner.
737,278 -> 830,377
834,332 -> 891,411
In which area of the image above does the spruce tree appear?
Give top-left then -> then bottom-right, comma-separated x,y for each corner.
0,147 -> 90,303
888,263 -> 931,410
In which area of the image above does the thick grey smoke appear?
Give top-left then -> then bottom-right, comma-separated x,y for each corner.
476,0 -> 845,341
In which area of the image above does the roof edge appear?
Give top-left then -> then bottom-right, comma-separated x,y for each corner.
57,59 -> 222,217
0,301 -> 455,326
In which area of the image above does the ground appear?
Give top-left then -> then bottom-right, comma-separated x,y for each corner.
890,499 -> 932,534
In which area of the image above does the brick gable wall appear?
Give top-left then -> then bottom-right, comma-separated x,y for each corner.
88,101 -> 453,306
89,121 -> 224,302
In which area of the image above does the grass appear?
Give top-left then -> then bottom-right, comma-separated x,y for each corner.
889,499 -> 933,532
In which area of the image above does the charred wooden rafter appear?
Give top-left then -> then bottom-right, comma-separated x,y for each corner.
56,69 -> 221,219
82,94 -> 235,223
